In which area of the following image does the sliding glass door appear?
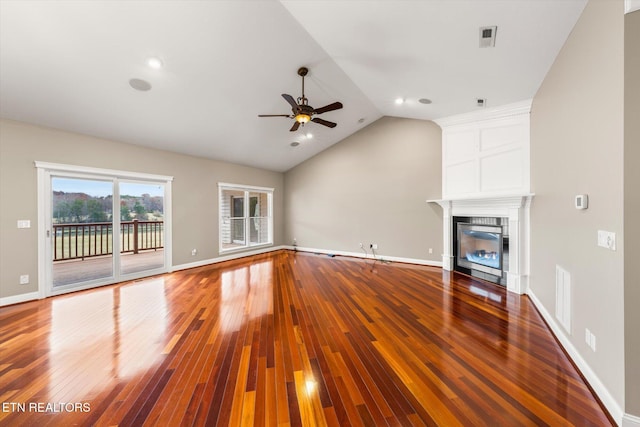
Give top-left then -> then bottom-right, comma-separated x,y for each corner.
51,177 -> 115,288
119,181 -> 165,276
38,163 -> 172,297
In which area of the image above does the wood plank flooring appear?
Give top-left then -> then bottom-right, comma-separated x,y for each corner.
0,250 -> 613,426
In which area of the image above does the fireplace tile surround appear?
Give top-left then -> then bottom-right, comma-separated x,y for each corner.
429,194 -> 534,294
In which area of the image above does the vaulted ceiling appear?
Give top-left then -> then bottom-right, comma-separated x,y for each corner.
0,0 -> 587,172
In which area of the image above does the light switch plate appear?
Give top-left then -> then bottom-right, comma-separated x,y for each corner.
17,220 -> 31,229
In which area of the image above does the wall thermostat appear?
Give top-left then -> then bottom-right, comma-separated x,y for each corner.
575,194 -> 589,210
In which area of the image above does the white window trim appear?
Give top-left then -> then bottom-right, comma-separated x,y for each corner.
218,182 -> 274,254
35,161 -> 174,182
218,182 -> 274,193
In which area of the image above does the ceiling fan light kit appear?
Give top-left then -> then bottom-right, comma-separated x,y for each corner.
259,67 -> 343,132
295,113 -> 311,124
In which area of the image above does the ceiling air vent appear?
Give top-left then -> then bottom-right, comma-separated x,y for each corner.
479,26 -> 497,48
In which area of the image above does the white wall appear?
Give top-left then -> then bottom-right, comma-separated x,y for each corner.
530,0 -> 625,420
0,119 -> 285,301
624,8 -> 640,422
284,116 -> 442,263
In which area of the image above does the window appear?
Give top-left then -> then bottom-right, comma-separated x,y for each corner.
219,183 -> 273,252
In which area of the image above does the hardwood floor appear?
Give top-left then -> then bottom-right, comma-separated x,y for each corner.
0,250 -> 612,426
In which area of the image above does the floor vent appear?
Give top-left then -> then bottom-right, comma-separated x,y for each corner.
555,265 -> 571,333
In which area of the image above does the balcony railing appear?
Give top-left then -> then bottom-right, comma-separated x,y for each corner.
53,220 -> 163,262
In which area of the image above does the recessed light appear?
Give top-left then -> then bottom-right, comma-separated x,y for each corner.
419,98 -> 432,105
290,141 -> 300,147
395,98 -> 405,105
305,133 -> 313,139
146,57 -> 163,69
129,78 -> 152,91
358,118 -> 365,123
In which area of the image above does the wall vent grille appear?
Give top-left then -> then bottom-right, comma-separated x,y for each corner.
479,26 -> 497,48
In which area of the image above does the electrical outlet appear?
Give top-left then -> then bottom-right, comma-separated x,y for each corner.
191,249 -> 197,256
359,243 -> 363,248
370,243 -> 378,250
590,333 -> 596,352
428,248 -> 433,254
19,274 -> 29,285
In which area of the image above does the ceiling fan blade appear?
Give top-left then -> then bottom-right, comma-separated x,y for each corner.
258,114 -> 291,117
312,117 -> 337,128
290,121 -> 301,132
313,101 -> 343,115
282,94 -> 300,112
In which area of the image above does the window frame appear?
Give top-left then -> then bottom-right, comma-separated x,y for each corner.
218,182 -> 273,253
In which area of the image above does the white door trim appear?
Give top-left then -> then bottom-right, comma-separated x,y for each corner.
36,161 -> 173,298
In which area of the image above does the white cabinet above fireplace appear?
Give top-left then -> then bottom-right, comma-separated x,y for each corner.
435,100 -> 532,200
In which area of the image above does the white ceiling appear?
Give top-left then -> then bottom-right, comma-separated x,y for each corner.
0,0 -> 587,172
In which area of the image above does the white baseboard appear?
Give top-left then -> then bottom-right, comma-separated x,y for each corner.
624,413 -> 640,427
0,291 -> 40,307
527,290 -> 624,425
173,244 -> 442,271
1,246 -> 287,307
290,245 -> 443,267
2,246 -> 438,307
171,245 -> 288,272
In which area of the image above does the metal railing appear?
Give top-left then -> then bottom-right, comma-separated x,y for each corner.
53,220 -> 163,261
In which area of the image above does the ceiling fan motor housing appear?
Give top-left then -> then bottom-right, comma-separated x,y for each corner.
298,104 -> 314,116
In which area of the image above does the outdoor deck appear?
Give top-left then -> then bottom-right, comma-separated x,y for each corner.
53,249 -> 164,286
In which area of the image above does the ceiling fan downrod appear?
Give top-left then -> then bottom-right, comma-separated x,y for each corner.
298,67 -> 308,106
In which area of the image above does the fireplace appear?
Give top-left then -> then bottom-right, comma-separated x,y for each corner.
428,194 -> 533,294
453,217 -> 508,285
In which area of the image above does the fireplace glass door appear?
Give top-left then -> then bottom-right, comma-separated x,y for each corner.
457,223 -> 503,276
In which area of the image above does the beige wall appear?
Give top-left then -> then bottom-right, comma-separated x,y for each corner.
530,0 -> 625,412
625,9 -> 640,419
0,119 -> 284,299
284,116 -> 442,262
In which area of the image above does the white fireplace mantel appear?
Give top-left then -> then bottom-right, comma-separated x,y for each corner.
428,193 -> 534,294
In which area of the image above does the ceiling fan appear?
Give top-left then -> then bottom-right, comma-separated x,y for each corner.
258,67 -> 343,132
